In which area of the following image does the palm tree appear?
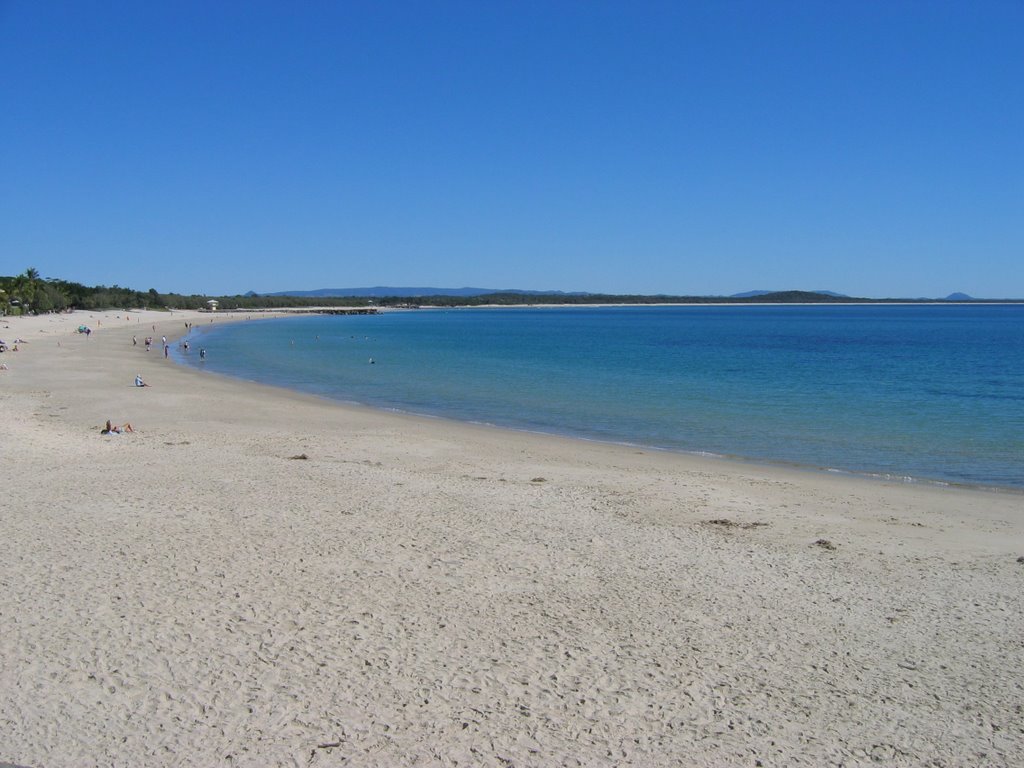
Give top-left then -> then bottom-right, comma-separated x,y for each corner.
11,268 -> 41,313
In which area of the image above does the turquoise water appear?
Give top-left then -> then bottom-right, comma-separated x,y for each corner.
175,305 -> 1024,489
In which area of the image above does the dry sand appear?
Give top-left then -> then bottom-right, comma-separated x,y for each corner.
1,309 -> 1022,767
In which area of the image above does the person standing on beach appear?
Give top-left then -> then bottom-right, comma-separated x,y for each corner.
133,335 -> 137,346
164,344 -> 169,358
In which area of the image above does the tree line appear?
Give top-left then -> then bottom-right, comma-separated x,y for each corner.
1,268 -> 383,314
5,268 -> 1003,315
0,270 -> 858,316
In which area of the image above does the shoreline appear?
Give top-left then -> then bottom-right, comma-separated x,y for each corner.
419,300 -> 1024,307
175,308 -> 1024,496
2,309 -> 1023,765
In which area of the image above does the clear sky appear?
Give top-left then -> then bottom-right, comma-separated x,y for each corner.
2,1 -> 1022,298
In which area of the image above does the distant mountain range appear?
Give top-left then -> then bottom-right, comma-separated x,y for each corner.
730,289 -> 849,298
254,286 -> 584,298
732,290 -> 979,301
247,287 -> 981,301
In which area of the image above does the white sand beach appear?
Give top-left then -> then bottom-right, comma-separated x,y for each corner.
1,309 -> 1022,767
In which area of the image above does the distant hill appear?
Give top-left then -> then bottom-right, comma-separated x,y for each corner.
732,289 -> 848,298
244,288 -> 863,305
738,290 -> 852,303
240,287 -> 1012,305
256,286 -> 584,298
257,286 -> 859,300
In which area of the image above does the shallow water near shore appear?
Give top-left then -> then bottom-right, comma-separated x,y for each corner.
175,305 -> 1024,489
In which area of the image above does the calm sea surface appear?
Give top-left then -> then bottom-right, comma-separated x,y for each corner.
175,305 -> 1024,490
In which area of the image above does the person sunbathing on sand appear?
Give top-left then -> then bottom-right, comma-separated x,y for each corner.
135,374 -> 149,387
101,420 -> 134,434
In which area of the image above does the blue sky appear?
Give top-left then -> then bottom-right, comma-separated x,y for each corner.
2,1 -> 1022,298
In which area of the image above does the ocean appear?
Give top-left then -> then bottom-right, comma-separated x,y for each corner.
174,305 -> 1024,490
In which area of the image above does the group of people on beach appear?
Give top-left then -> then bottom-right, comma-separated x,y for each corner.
100,319 -> 208,437
137,335 -> 171,355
